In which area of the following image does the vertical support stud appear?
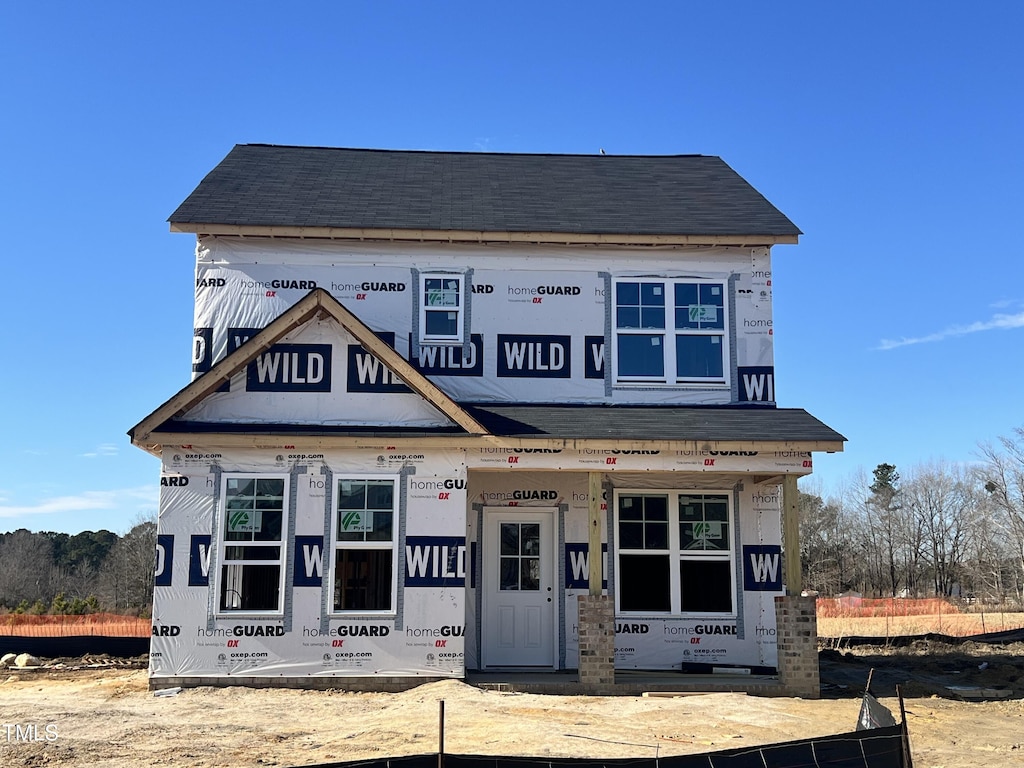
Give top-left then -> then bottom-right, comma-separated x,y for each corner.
782,474 -> 801,595
588,472 -> 603,596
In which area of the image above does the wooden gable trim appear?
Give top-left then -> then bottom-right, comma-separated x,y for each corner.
129,289 -> 489,447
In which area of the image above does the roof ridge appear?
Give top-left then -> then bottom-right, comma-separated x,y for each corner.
239,143 -> 711,160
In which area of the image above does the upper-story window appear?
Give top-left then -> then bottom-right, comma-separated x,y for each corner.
614,278 -> 728,385
419,274 -> 465,345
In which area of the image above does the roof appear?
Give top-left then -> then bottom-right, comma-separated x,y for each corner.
463,404 -> 844,444
152,405 -> 844,448
169,145 -> 801,241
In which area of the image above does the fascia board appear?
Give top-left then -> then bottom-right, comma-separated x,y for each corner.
169,223 -> 797,247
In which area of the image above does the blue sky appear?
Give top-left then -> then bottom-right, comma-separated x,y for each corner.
1,2 -> 1021,534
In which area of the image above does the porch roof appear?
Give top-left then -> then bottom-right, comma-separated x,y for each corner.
148,404 -> 844,452
462,404 -> 845,444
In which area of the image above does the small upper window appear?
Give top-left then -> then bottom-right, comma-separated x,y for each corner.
419,274 -> 464,344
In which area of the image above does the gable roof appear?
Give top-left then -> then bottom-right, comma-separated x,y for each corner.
129,288 -> 489,454
169,145 -> 801,245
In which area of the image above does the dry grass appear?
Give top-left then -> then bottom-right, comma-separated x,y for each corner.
818,612 -> 1024,638
817,598 -> 1024,638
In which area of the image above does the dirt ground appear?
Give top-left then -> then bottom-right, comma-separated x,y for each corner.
2,644 -> 1023,768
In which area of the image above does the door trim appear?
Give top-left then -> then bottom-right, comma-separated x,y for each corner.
481,507 -> 558,668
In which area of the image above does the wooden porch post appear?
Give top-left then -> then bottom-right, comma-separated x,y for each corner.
782,474 -> 802,595
578,471 -> 614,689
588,472 -> 603,595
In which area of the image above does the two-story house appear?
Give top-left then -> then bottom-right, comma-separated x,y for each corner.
131,145 -> 844,695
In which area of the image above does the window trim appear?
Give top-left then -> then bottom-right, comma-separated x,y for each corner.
613,488 -> 736,618
215,473 -> 290,618
329,474 -> 401,616
418,273 -> 465,345
612,277 -> 730,387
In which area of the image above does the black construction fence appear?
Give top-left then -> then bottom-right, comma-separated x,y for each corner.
300,690 -> 912,768
302,725 -> 909,768
0,635 -> 149,659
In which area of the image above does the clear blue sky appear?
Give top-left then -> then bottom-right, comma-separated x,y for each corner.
2,2 -> 1021,534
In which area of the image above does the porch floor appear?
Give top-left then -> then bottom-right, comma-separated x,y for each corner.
465,669 -> 784,697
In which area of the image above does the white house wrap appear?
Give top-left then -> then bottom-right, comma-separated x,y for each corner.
132,146 -> 843,689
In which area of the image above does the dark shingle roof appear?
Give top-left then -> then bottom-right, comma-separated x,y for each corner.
463,405 -> 843,443
156,405 -> 843,446
169,145 -> 801,237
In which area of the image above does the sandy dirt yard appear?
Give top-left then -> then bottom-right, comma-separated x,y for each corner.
1,648 -> 1023,768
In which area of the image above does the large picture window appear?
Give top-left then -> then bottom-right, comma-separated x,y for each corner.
419,273 -> 465,345
331,477 -> 399,613
614,278 -> 727,385
217,476 -> 288,614
615,490 -> 734,615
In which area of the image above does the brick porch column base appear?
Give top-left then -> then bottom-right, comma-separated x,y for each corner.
577,595 -> 615,688
775,595 -> 819,698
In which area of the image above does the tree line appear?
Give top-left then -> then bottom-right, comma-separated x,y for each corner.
0,516 -> 156,615
799,426 -> 1024,605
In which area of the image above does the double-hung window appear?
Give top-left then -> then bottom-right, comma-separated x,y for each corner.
614,278 -> 727,384
616,490 -> 734,615
419,273 -> 464,345
331,477 -> 399,613
218,475 -> 288,614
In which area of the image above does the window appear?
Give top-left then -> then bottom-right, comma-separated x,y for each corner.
615,490 -> 734,615
499,522 -> 541,591
614,278 -> 727,384
419,273 -> 464,344
331,477 -> 399,613
218,476 -> 288,614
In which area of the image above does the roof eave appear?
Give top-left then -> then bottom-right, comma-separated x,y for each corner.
168,223 -> 799,247
132,431 -> 843,458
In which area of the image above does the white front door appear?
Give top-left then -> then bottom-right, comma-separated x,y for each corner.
482,508 -> 556,668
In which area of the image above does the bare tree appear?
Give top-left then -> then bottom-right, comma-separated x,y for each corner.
962,471 -> 1016,604
978,427 -> 1024,604
96,513 -> 157,613
799,480 -> 857,595
835,469 -> 878,595
902,462 -> 977,597
0,529 -> 54,607
46,530 -> 117,601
